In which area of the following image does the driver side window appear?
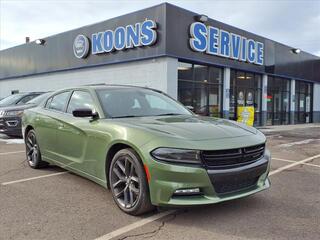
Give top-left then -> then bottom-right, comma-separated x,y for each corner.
67,91 -> 95,114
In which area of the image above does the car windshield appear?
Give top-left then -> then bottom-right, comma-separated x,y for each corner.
0,94 -> 24,107
26,92 -> 51,105
96,88 -> 192,118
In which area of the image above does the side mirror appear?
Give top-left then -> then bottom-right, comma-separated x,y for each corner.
72,108 -> 99,119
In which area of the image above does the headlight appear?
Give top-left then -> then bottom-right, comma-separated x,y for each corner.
0,110 -> 4,118
151,148 -> 201,164
5,110 -> 24,117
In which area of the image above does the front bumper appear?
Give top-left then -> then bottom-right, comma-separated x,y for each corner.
0,117 -> 22,137
146,152 -> 270,206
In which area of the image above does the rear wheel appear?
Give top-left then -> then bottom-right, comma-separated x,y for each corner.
109,148 -> 154,215
25,129 -> 48,169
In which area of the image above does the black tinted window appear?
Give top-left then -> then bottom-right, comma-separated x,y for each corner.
0,94 -> 24,107
48,92 -> 70,112
17,94 -> 39,105
67,91 -> 95,114
27,92 -> 51,105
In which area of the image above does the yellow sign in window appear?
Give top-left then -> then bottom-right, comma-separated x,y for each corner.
237,106 -> 254,126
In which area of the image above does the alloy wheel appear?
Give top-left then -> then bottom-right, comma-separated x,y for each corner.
26,132 -> 39,167
111,156 -> 141,209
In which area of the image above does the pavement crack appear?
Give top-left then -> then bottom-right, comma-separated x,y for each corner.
117,210 -> 184,240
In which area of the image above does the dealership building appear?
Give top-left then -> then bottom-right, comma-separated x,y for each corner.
1,3 -> 319,126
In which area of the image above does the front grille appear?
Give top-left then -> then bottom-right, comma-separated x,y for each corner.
213,177 -> 259,194
0,119 -> 4,130
202,144 -> 265,169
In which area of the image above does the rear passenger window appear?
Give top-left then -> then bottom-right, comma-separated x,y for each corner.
48,92 -> 70,112
67,91 -> 95,114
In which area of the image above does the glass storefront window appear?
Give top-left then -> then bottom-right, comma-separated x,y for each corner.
267,77 -> 290,125
229,70 -> 262,126
178,80 -> 193,108
295,81 -> 313,123
178,62 -> 223,118
178,62 -> 193,81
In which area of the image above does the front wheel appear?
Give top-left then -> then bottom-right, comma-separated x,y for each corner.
109,148 -> 154,215
25,129 -> 48,169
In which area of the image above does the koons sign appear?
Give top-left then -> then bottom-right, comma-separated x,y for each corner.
189,22 -> 264,65
73,20 -> 157,59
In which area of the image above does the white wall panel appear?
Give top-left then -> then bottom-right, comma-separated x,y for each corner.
0,57 -> 178,99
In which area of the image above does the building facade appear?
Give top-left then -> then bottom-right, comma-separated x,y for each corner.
1,3 -> 319,125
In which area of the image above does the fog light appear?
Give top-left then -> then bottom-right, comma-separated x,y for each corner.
174,188 -> 201,196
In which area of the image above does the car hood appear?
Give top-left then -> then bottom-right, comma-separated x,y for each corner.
114,115 -> 258,141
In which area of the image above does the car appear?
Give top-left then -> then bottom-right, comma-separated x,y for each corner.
0,92 -> 44,108
22,85 -> 271,215
0,93 -> 51,137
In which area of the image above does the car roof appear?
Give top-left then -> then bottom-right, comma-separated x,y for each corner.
48,85 -> 164,98
85,84 -> 163,93
0,92 -> 44,100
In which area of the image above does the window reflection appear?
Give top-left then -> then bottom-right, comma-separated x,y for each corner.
267,77 -> 290,125
178,62 -> 223,118
295,81 -> 313,123
230,70 -> 262,126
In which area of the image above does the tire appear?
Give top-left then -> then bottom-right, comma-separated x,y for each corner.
25,129 -> 48,169
109,148 -> 154,215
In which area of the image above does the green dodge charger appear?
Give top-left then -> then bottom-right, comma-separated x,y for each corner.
22,85 -> 271,215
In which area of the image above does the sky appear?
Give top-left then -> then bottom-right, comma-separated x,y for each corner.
0,0 -> 320,56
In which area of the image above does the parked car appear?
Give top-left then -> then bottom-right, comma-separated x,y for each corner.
22,85 -> 270,215
0,92 -> 44,108
0,93 -> 50,137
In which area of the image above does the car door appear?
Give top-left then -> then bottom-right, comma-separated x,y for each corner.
36,91 -> 71,161
55,90 -> 97,172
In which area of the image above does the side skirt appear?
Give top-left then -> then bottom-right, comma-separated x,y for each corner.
43,156 -> 108,188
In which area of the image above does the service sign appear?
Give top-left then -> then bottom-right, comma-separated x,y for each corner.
73,20 -> 157,59
189,22 -> 264,65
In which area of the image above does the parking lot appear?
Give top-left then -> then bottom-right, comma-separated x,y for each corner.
0,124 -> 319,240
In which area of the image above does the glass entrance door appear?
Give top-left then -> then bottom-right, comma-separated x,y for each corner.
273,92 -> 281,125
298,93 -> 306,123
236,89 -> 255,107
267,90 -> 289,125
267,77 -> 290,125
295,81 -> 313,124
230,70 -> 262,126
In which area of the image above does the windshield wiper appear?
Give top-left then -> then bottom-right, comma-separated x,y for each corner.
155,113 -> 182,116
112,113 -> 183,118
112,115 -> 139,118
